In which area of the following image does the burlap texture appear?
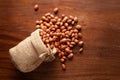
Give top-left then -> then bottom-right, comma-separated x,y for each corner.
9,29 -> 56,73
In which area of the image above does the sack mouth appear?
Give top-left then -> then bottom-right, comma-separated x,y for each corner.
9,29 -> 57,73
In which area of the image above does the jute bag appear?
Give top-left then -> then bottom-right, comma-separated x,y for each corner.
9,29 -> 57,73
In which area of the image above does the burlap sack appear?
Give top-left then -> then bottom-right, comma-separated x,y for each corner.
9,29 -> 57,73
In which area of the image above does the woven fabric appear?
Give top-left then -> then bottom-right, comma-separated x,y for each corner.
9,29 -> 56,73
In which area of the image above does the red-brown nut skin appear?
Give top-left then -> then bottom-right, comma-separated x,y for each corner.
37,10 -> 84,70
62,64 -> 66,70
78,41 -> 84,47
78,33 -> 82,38
76,25 -> 81,30
34,4 -> 39,11
67,53 -> 74,59
60,58 -> 65,63
79,48 -> 83,53
54,8 -> 59,14
74,16 -> 78,23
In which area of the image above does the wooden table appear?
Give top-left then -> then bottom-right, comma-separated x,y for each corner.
0,0 -> 120,80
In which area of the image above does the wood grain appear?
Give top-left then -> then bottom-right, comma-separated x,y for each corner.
0,0 -> 120,80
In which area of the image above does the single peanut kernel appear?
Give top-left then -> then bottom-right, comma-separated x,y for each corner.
72,37 -> 75,41
71,21 -> 75,25
67,53 -> 74,59
60,22 -> 63,26
45,23 -> 50,27
62,29 -> 67,32
51,27 -> 56,31
76,25 -> 81,30
36,20 -> 40,25
40,32 -> 43,36
60,45 -> 67,49
62,56 -> 67,60
54,8 -> 59,14
42,38 -> 46,42
69,15 -> 74,20
41,16 -> 46,21
69,44 -> 74,48
58,18 -> 61,22
54,25 -> 58,29
56,22 -> 60,26
65,47 -> 72,53
60,58 -> 65,63
36,25 -> 40,28
49,22 -> 53,25
45,39 -> 49,43
51,19 -> 57,24
65,34 -> 69,38
56,29 -> 61,32
74,39 -> 79,43
64,23 -> 68,27
73,29 -> 78,33
50,44 -> 54,49
55,16 -> 59,20
46,29 -> 51,33
71,33 -> 75,37
58,53 -> 62,58
60,52 -> 65,56
68,26 -> 72,30
79,48 -> 83,53
50,14 -> 54,18
62,64 -> 66,70
53,36 -> 57,40
61,26 -> 65,30
60,38 -> 70,43
78,41 -> 84,46
74,16 -> 78,23
65,31 -> 69,35
61,14 -> 65,19
78,33 -> 82,38
74,34 -> 78,39
42,26 -> 47,31
54,42 -> 59,47
62,16 -> 68,23
45,12 -> 51,16
67,19 -> 72,24
34,4 -> 39,11
67,42 -> 70,45
71,42 -> 76,45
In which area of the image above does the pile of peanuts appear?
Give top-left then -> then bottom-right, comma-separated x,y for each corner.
35,7 -> 84,70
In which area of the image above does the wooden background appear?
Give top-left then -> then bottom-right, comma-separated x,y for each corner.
0,0 -> 120,80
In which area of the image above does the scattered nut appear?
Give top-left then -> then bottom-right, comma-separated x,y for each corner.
50,44 -> 54,49
36,25 -> 40,28
65,47 -> 72,53
54,8 -> 59,14
60,58 -> 65,63
76,25 -> 81,30
69,15 -> 74,20
61,14 -> 65,19
67,53 -> 74,59
62,64 -> 66,70
35,8 -> 84,71
74,39 -> 79,43
34,4 -> 39,11
78,33 -> 82,38
78,41 -> 84,47
79,48 -> 83,53
74,16 -> 78,23
62,56 -> 67,60
36,20 -> 40,25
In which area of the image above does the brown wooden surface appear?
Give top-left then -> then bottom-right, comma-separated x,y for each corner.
0,0 -> 120,80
